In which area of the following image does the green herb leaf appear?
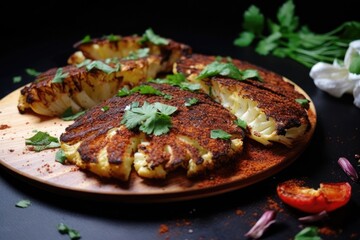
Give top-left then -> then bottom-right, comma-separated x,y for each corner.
349,53 -> 360,74
103,34 -> 121,42
235,119 -> 247,129
255,32 -> 282,55
25,131 -> 60,152
85,60 -> 120,74
121,101 -> 177,136
13,76 -> 22,83
25,68 -> 41,77
55,149 -> 67,164
123,48 -> 150,60
234,31 -> 255,47
210,129 -> 232,140
117,85 -> 171,99
101,106 -> 110,112
294,226 -> 321,240
61,107 -> 86,121
51,68 -> 69,83
149,73 -> 201,92
80,35 -> 92,44
139,28 -> 169,45
243,5 -> 264,34
197,61 -> 262,81
57,223 -> 81,240
295,98 -> 309,107
277,0 -> 299,32
15,199 -> 31,208
185,98 -> 199,107
117,87 -> 131,97
76,59 -> 92,68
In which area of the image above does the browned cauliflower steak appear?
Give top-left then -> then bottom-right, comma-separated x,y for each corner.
174,54 -> 311,147
60,83 -> 245,181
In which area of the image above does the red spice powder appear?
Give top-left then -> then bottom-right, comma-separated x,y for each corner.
318,226 -> 338,236
159,224 -> 169,234
267,197 -> 284,212
235,209 -> 245,216
0,124 -> 10,130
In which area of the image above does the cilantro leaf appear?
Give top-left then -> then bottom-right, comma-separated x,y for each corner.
349,53 -> 360,74
185,98 -> 199,107
139,28 -> 169,45
234,119 -> 247,129
58,223 -> 81,240
197,61 -> 262,81
243,5 -> 264,34
117,85 -> 171,99
117,87 -> 131,97
101,106 -> 110,112
76,59 -> 92,68
51,68 -> 69,83
15,199 -> 31,208
277,0 -> 299,32
121,102 -> 177,136
103,34 -> 121,42
123,48 -> 150,60
294,227 -> 321,240
85,60 -> 120,74
25,131 -> 60,152
149,73 -> 201,91
25,68 -> 41,77
13,76 -> 22,83
61,107 -> 86,121
80,35 -> 92,44
295,98 -> 309,107
255,32 -> 282,55
234,31 -> 255,47
55,149 -> 67,164
210,129 -> 232,140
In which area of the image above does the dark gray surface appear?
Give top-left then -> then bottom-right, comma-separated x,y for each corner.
1,1 -> 360,239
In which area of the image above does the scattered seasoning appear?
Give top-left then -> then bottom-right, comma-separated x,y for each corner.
9,149 -> 14,152
266,197 -> 284,212
318,226 -> 338,236
15,199 -> 31,208
159,224 -> 169,234
235,209 -> 245,216
0,124 -> 10,130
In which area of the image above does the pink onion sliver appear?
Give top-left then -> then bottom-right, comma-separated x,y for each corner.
338,157 -> 359,182
245,210 -> 277,239
298,210 -> 328,223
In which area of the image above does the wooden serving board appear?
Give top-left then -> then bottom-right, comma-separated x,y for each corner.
0,83 -> 316,202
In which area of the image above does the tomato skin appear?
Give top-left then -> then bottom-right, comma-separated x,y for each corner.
277,180 -> 351,213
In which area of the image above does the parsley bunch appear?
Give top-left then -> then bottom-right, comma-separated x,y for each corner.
234,0 -> 360,68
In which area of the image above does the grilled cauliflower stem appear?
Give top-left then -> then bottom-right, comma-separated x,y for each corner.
60,83 -> 244,180
174,54 -> 311,147
68,35 -> 192,72
18,56 -> 162,116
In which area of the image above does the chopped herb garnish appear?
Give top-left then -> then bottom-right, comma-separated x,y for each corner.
234,0 -> 360,68
25,68 -> 41,77
185,98 -> 199,107
80,35 -> 92,44
121,101 -> 177,136
51,68 -> 69,83
349,52 -> 360,74
117,85 -> 171,99
58,223 -> 81,240
210,129 -> 232,140
25,131 -> 60,152
123,48 -> 150,60
103,34 -> 121,42
13,76 -> 22,83
55,149 -> 67,164
15,199 -> 31,208
197,61 -> 262,81
104,57 -> 120,64
149,73 -> 201,91
101,106 -> 110,112
294,226 -> 321,240
235,119 -> 247,129
139,28 -> 169,45
295,98 -> 309,107
76,59 -> 92,68
61,107 -> 86,121
85,60 -> 120,74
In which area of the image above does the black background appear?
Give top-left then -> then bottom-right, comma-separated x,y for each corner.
1,1 -> 360,239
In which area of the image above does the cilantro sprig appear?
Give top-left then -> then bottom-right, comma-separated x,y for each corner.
149,73 -> 201,91
76,59 -> 120,74
123,48 -> 150,60
139,28 -> 169,45
25,131 -> 60,152
234,0 -> 360,68
58,223 -> 81,240
121,101 -> 177,136
51,68 -> 69,83
15,199 -> 31,208
197,61 -> 262,81
210,129 -> 232,140
117,85 -> 171,99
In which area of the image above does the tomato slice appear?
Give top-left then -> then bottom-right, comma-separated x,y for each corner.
277,180 -> 351,213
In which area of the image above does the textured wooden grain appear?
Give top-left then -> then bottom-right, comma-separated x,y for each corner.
0,82 -> 316,202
